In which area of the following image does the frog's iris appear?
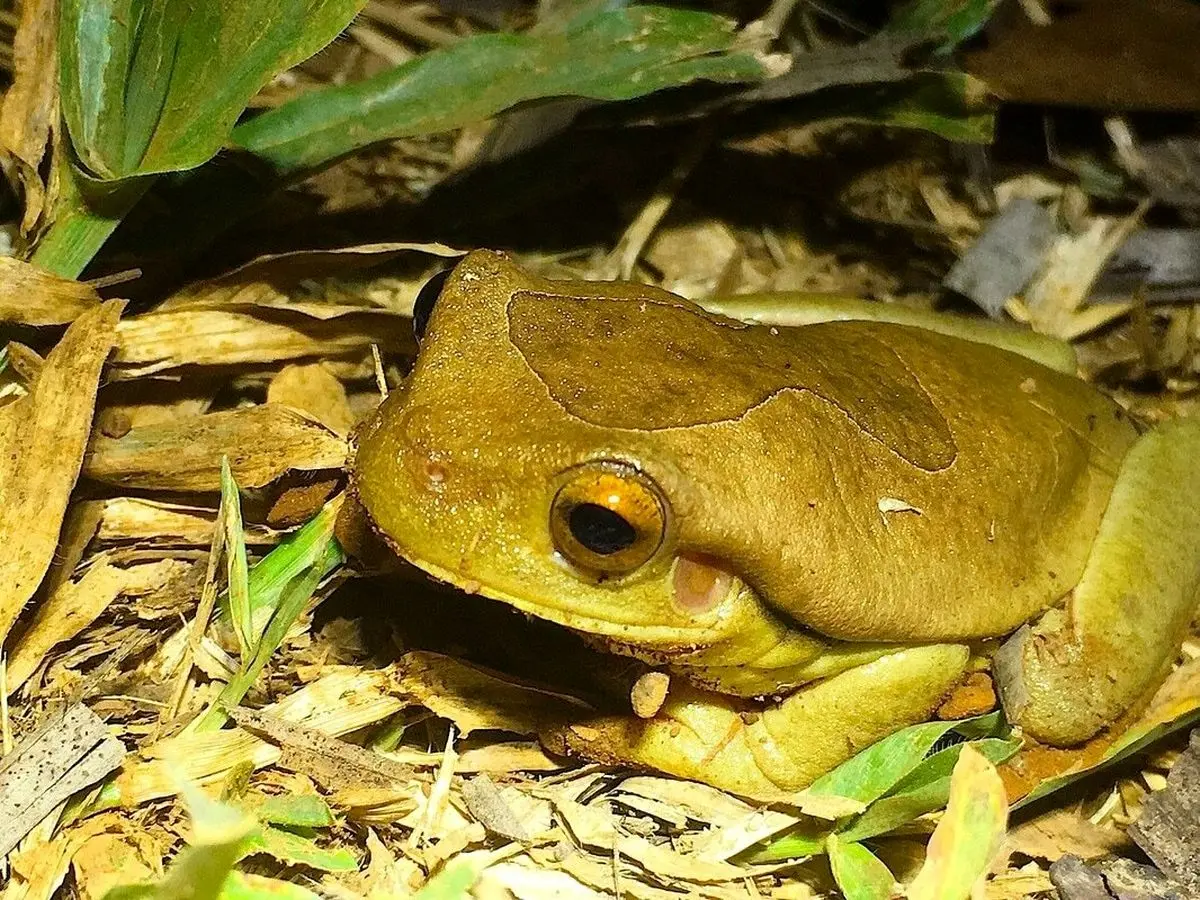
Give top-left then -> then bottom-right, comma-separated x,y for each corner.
550,461 -> 667,579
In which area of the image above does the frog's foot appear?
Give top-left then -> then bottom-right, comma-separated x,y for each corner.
994,417 -> 1200,746
539,644 -> 969,801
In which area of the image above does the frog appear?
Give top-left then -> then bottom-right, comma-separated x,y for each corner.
353,249 -> 1200,801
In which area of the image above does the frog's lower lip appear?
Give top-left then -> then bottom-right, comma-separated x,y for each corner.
403,551 -> 723,648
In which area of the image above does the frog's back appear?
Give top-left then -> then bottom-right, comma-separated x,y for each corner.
668,319 -> 1139,641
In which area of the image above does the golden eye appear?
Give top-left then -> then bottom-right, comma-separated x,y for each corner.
550,462 -> 668,577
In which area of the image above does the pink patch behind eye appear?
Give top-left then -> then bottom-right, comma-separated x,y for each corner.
673,554 -> 734,613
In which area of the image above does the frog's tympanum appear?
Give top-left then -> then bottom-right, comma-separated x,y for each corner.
354,250 -> 1200,800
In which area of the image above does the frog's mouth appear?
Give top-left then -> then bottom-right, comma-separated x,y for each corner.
394,544 -> 838,683
402,548 -> 738,650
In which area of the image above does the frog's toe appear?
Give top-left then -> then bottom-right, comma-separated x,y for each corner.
540,643 -> 969,800
994,417 -> 1200,746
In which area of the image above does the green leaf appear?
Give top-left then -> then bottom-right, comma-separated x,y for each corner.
827,836 -> 896,900
412,855 -> 489,900
220,457 -> 253,656
240,825 -> 358,872
193,500 -> 344,732
59,0 -> 364,179
253,794 -> 336,829
888,0 -> 1000,52
101,786 -> 256,900
805,713 -> 1005,807
850,73 -> 994,143
241,498 -> 345,634
838,737 -> 1020,843
907,745 -> 1007,900
233,5 -> 768,174
740,824 -> 829,863
28,156 -> 151,278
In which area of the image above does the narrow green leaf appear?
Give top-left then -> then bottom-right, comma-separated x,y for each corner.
1014,704 -> 1200,809
233,5 -> 767,174
827,836 -> 896,900
59,0 -> 364,179
220,457 -> 253,656
193,500 -> 344,732
241,499 -> 344,634
240,825 -> 358,872
740,824 -> 829,863
806,713 -> 1004,807
849,73 -> 994,143
28,158 -> 151,278
907,745 -> 1007,900
838,738 -> 1020,843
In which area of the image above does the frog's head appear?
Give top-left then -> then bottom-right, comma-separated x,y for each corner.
352,250 -> 793,662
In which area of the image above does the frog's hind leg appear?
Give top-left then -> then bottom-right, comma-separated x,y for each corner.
994,417 -> 1200,746
540,644 -> 969,801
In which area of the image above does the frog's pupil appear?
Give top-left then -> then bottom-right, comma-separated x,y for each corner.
569,503 -> 637,555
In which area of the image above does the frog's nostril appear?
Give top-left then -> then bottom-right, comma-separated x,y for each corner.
422,458 -> 448,487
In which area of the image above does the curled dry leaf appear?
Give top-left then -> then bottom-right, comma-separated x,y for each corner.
111,307 -> 414,379
0,0 -> 58,235
0,300 -> 123,645
83,403 -> 348,491
0,257 -> 102,326
160,242 -> 464,310
267,363 -> 356,436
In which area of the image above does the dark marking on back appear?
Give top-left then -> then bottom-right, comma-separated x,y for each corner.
508,292 -> 957,471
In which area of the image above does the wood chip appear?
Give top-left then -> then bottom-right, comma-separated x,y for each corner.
228,705 -> 415,789
630,672 -> 669,719
944,198 -> 1056,318
83,403 -> 348,491
1048,855 -> 1111,900
0,300 -> 123,644
94,497 -> 283,548
0,704 -> 125,857
1128,730 -> 1200,889
461,774 -> 531,843
5,555 -> 129,693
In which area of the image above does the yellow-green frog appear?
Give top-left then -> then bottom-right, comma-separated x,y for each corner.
353,249 -> 1200,800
